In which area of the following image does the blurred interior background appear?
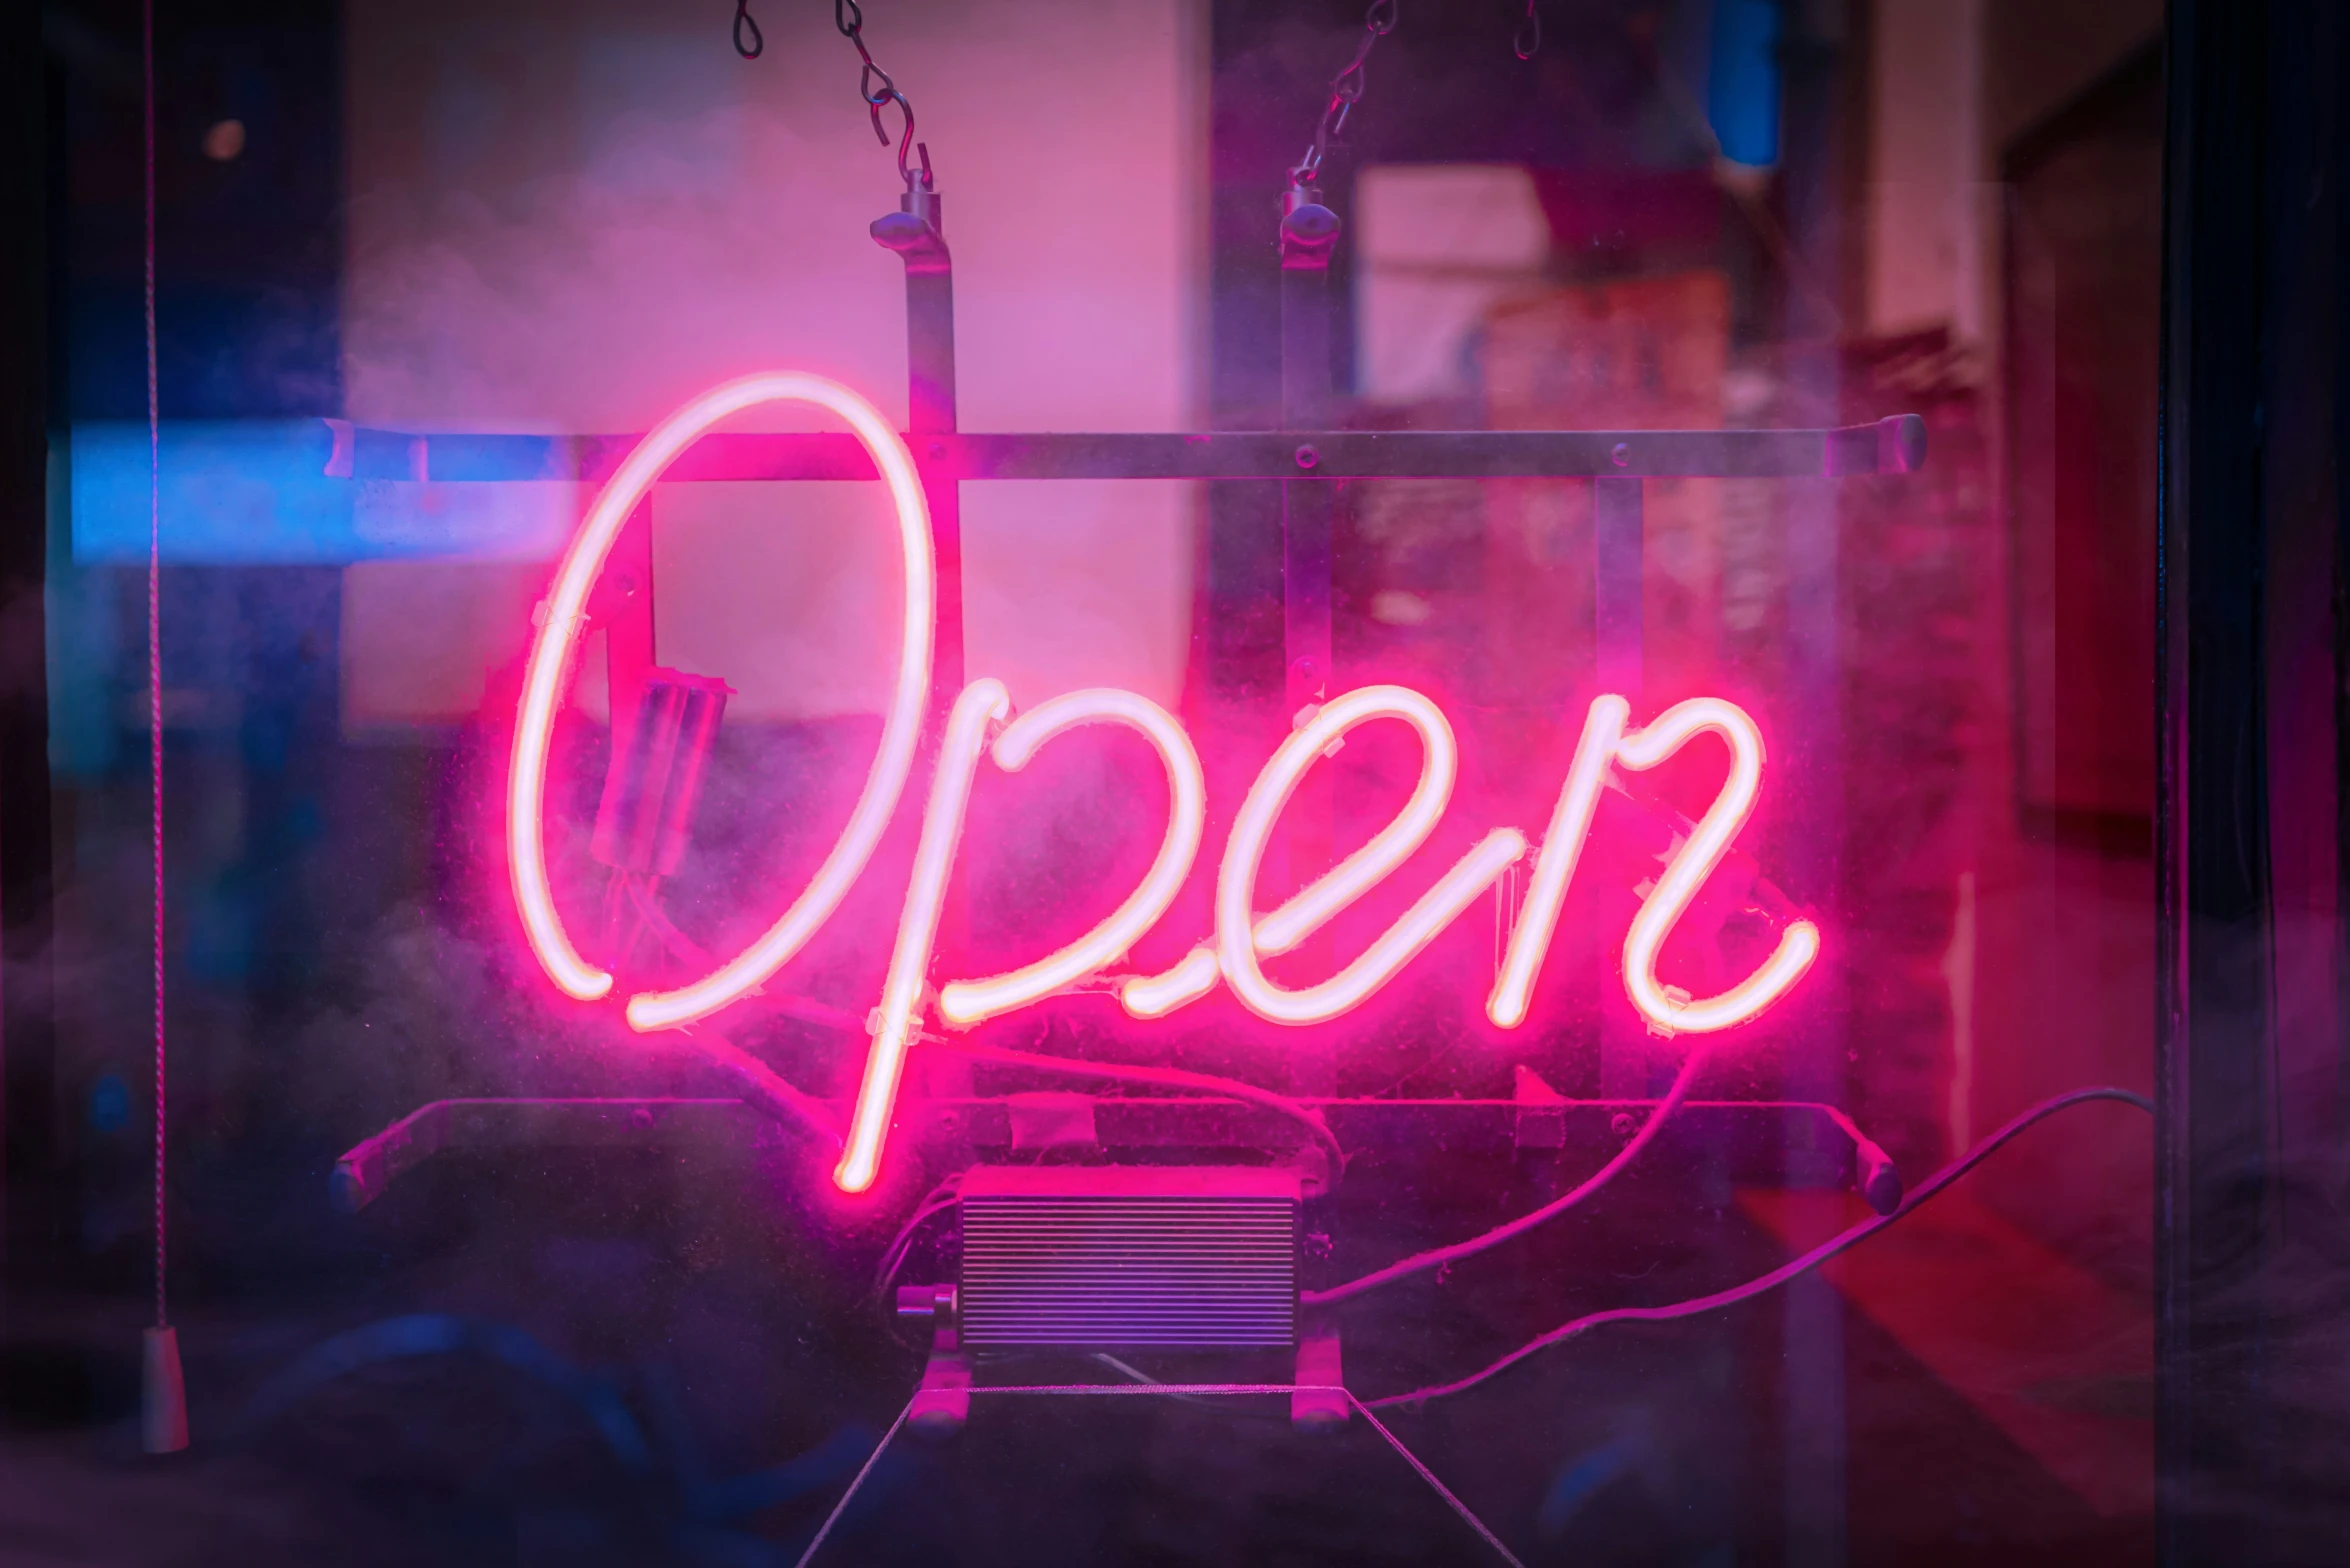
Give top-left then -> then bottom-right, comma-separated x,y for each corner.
7,1 -> 2327,1563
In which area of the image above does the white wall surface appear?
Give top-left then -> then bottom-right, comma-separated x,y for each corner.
1867,0 -> 1987,342
340,0 -> 1207,727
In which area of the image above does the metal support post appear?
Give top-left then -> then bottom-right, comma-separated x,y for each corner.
1593,475 -> 1646,1097
1280,185 -> 1340,1094
873,185 -> 972,1069
872,184 -> 962,712
588,497 -> 656,744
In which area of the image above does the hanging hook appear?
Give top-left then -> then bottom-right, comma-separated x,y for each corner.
863,69 -> 901,144
733,0 -> 763,60
877,93 -> 919,187
1292,0 -> 1401,187
836,0 -> 929,191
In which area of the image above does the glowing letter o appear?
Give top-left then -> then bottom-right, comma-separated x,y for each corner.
506,373 -> 934,1030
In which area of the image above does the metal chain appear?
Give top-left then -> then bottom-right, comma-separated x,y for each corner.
1292,0 -> 1399,186
733,0 -> 763,59
1515,1 -> 1542,61
835,0 -> 929,190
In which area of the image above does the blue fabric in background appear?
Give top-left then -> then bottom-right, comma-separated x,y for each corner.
70,421 -> 573,564
1708,0 -> 1784,169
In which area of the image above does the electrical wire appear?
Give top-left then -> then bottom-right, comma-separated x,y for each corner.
1303,1043 -> 1714,1307
627,874 -> 849,1023
872,1170 -> 964,1297
791,1395 -> 916,1568
634,871 -> 1346,1186
613,876 -> 844,1143
142,0 -> 167,1340
921,1036 -> 1347,1189
626,876 -> 873,1036
1362,1086 -> 2156,1408
629,886 -> 1340,1188
626,882 -> 1337,1186
678,1022 -> 844,1145
792,1384 -> 1525,1568
1079,1354 -> 1304,1422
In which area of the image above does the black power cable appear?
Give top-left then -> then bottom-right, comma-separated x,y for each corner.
1365,1087 -> 2156,1407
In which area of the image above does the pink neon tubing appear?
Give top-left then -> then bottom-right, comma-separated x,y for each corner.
506,373 -> 934,1025
1488,694 -> 1630,1029
1120,944 -> 1220,1018
1251,687 -> 1458,957
937,689 -> 1205,1026
1613,698 -> 1820,1035
836,679 -> 1008,1193
1218,686 -> 1527,1025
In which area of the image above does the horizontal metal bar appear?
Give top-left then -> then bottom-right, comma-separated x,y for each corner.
330,1096 -> 752,1211
331,1093 -> 1890,1211
323,416 -> 1927,484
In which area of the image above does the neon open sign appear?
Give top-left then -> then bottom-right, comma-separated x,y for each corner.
508,374 -> 1822,1193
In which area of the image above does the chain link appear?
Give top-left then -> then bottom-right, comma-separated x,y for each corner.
1291,2 -> 1545,182
732,0 -> 763,59
836,0 -> 928,190
1293,0 -> 1399,187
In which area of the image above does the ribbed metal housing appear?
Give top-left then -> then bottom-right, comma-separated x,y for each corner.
957,1166 -> 1299,1349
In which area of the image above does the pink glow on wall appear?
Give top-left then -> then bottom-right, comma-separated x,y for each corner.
1216,686 -> 1527,1025
505,372 -> 935,1024
343,3 -> 1207,728
836,679 -> 1010,1194
1613,697 -> 1822,1034
938,688 -> 1206,1027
